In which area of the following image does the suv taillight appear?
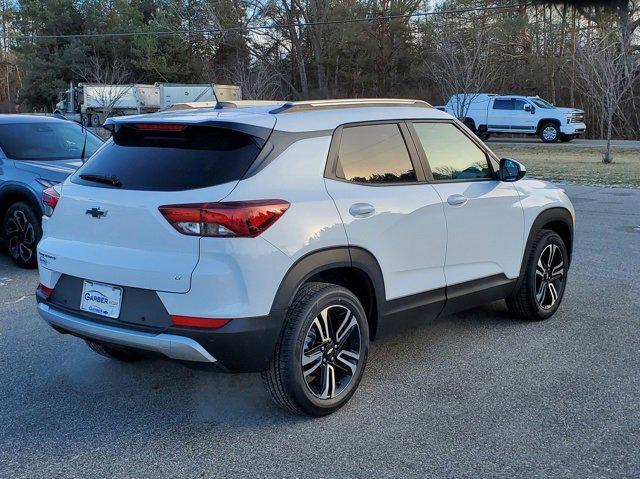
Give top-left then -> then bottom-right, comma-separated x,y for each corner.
42,187 -> 60,217
159,200 -> 290,238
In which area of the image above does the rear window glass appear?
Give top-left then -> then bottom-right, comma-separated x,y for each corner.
72,125 -> 262,191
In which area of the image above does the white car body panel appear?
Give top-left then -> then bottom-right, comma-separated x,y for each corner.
158,237 -> 293,318
225,136 -> 349,262
325,179 -> 447,300
38,180 -> 238,293
430,180 -> 524,285
513,179 -> 575,254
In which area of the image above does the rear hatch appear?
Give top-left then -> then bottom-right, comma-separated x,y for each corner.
39,116 -> 274,293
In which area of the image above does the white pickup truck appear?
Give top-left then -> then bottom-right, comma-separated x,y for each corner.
439,94 -> 586,143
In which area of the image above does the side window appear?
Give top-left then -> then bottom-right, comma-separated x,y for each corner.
335,124 -> 417,184
493,99 -> 514,110
514,99 -> 528,111
412,123 -> 492,181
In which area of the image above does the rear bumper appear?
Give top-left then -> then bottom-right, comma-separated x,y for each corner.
37,302 -> 217,363
37,299 -> 285,372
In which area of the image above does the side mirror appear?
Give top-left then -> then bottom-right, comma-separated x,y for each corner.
523,104 -> 535,114
499,158 -> 526,182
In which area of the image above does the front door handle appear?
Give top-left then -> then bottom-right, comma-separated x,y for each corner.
349,203 -> 375,218
447,194 -> 468,207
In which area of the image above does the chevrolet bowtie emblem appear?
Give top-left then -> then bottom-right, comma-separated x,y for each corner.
86,207 -> 107,218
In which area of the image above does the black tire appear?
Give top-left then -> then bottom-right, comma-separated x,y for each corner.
85,340 -> 147,362
476,127 -> 490,141
560,134 -> 573,143
262,282 -> 370,416
539,122 -> 560,143
90,113 -> 101,127
507,230 -> 568,321
2,202 -> 41,268
462,118 -> 476,133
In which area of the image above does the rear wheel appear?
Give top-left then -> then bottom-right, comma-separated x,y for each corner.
90,113 -> 101,127
262,282 -> 369,416
85,340 -> 147,362
507,230 -> 568,321
3,202 -> 41,268
539,122 -> 560,143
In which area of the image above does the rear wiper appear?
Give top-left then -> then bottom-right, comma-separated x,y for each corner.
80,173 -> 122,187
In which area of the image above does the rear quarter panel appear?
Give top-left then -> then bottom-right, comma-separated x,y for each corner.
223,135 -> 348,262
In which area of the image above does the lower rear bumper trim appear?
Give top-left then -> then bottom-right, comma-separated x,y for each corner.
37,303 -> 217,363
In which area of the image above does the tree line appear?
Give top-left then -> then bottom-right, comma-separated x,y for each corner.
0,0 -> 638,140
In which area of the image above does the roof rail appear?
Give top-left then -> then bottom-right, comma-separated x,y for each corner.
270,98 -> 432,114
163,100 -> 286,112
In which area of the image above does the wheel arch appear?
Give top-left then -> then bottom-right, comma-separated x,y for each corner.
518,207 -> 574,283
0,184 -> 43,228
270,246 -> 385,340
536,118 -> 561,134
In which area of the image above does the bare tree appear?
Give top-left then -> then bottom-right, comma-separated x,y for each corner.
576,33 -> 639,163
222,61 -> 284,99
427,23 -> 497,122
73,55 -> 131,121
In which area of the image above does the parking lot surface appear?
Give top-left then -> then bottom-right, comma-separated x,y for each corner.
1,184 -> 639,478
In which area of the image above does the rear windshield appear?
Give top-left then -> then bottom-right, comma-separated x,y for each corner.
71,124 -> 262,191
0,122 -> 102,161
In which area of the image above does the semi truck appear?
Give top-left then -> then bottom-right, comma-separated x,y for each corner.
438,93 -> 586,143
54,83 -> 242,127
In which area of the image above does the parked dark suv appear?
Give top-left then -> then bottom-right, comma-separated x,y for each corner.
0,115 -> 103,267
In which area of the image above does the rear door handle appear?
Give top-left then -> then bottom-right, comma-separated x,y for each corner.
349,203 -> 375,218
447,194 -> 468,207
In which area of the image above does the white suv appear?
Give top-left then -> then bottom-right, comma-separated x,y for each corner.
36,99 -> 574,416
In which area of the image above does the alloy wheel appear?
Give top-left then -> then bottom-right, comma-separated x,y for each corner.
542,126 -> 558,142
6,209 -> 35,263
535,243 -> 564,310
301,305 -> 361,400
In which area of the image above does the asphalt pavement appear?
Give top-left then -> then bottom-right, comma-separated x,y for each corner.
1,184 -> 639,478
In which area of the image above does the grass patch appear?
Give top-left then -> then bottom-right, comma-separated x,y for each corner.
490,145 -> 640,187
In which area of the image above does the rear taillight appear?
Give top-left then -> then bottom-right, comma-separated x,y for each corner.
171,315 -> 231,329
37,283 -> 53,298
42,187 -> 60,217
159,200 -> 290,238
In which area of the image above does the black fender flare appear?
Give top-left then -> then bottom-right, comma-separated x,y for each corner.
0,183 -> 44,219
516,207 -> 574,288
270,246 -> 386,314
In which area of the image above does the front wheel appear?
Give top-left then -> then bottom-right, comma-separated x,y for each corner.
540,122 -> 560,143
507,230 -> 568,321
262,282 -> 369,416
3,202 -> 41,268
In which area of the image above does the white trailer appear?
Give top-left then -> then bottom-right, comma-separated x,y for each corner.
54,82 -> 242,126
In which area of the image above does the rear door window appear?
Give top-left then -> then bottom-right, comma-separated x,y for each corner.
72,125 -> 262,191
492,99 -> 514,110
334,123 -> 418,184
